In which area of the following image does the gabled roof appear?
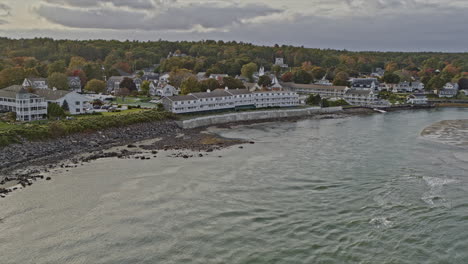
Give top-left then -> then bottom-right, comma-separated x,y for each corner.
191,90 -> 231,99
222,89 -> 251,95
164,95 -> 197,102
282,82 -> 348,91
108,76 -> 125,82
26,77 -> 47,82
346,89 -> 373,96
351,78 -> 379,86
4,85 -> 72,100
0,89 -> 19,99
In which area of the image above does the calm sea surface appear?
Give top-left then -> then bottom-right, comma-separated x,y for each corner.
1,108 -> 468,264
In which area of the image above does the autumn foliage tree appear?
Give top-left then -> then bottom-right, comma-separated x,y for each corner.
241,62 -> 258,82
48,72 -> 69,90
281,72 -> 293,82
84,79 -> 106,93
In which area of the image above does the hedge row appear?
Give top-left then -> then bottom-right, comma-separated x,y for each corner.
0,110 -> 176,147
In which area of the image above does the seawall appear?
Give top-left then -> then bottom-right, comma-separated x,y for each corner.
178,107 -> 343,129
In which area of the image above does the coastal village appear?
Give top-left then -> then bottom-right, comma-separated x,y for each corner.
1,54 -> 467,122
2,39 -> 468,196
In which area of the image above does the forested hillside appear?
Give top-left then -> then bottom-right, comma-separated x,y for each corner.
1,37 -> 467,90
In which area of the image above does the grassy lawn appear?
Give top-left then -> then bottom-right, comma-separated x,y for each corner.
0,121 -> 15,129
100,108 -> 146,116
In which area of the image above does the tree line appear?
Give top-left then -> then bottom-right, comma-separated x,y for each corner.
1,37 -> 468,93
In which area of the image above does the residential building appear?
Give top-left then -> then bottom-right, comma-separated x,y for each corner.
407,93 -> 428,105
133,77 -> 143,91
370,68 -> 385,78
439,82 -> 459,98
209,74 -> 229,82
106,76 -> 125,93
154,84 -> 178,97
196,72 -> 207,81
344,89 -> 377,106
393,81 -> 425,93
4,86 -> 90,115
68,76 -> 82,92
271,76 -> 283,90
22,78 -> 48,89
253,91 -> 299,108
244,82 -> 261,92
0,86 -> 48,121
282,82 -> 349,98
315,76 -> 332,86
162,88 -> 299,114
275,58 -> 289,68
159,73 -> 170,84
351,78 -> 379,91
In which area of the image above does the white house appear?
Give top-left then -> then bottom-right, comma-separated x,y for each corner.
68,77 -> 82,92
45,90 -> 91,115
0,86 -> 48,121
275,58 -> 289,68
106,76 -> 125,93
22,78 -> 48,89
209,74 -> 228,82
315,76 -> 332,86
271,76 -> 283,90
439,82 -> 459,98
407,94 -> 428,105
159,73 -> 170,84
154,84 -> 178,97
4,86 -> 90,115
392,81 -> 425,93
351,78 -> 379,91
344,89 -> 377,106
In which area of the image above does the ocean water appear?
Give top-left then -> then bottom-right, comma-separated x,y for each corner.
1,108 -> 468,264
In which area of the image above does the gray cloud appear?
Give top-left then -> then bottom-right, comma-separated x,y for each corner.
3,0 -> 468,52
0,3 -> 11,16
43,0 -> 160,9
35,2 -> 281,31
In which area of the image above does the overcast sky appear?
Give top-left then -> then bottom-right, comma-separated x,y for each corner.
0,0 -> 467,52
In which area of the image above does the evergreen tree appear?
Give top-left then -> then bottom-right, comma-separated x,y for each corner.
61,100 -> 69,112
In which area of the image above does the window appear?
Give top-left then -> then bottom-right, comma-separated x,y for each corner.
76,101 -> 80,105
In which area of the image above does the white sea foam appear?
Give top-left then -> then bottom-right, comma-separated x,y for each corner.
370,217 -> 393,228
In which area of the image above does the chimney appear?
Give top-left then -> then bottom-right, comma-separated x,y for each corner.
225,86 -> 229,91
207,89 -> 211,93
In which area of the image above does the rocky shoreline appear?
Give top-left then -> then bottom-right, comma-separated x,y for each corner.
0,108 -> 374,197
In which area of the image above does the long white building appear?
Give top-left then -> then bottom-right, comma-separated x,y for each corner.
162,88 -> 299,114
282,82 -> 349,98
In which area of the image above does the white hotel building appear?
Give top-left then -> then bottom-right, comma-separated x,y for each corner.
162,88 -> 299,114
0,86 -> 48,121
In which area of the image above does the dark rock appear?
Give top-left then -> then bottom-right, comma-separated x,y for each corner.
198,154 -> 203,157
46,177 -> 52,181
127,144 -> 137,148
249,141 -> 255,144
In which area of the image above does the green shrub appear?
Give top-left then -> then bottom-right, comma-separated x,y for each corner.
0,110 -> 176,147
48,103 -> 66,119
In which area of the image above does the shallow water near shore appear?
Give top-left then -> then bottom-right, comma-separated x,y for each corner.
1,108 -> 468,263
